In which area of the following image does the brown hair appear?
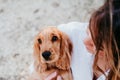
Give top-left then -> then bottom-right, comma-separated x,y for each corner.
89,0 -> 120,80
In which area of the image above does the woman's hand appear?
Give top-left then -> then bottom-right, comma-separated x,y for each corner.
45,72 -> 62,80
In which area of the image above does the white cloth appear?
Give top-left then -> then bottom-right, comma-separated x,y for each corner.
97,74 -> 106,80
57,22 -> 94,80
97,70 -> 110,80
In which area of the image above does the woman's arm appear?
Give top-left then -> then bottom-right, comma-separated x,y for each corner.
45,72 -> 62,80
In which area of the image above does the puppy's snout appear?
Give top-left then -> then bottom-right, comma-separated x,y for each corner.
42,51 -> 51,60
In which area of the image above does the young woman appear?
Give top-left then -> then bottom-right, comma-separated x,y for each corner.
45,0 -> 120,80
87,0 -> 120,79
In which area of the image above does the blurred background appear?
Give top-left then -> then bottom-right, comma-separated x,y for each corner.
0,0 -> 104,80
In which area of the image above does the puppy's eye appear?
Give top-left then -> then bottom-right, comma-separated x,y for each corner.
38,38 -> 42,44
52,36 -> 58,42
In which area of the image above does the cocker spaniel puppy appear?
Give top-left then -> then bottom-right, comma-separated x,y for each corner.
29,27 -> 73,80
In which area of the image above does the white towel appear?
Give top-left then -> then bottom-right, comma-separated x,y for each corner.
57,22 -> 94,80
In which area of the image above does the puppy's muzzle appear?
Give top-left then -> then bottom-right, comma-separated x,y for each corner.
42,51 -> 51,60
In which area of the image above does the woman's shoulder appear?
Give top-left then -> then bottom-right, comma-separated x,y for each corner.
57,21 -> 88,31
57,21 -> 89,43
57,22 -> 88,39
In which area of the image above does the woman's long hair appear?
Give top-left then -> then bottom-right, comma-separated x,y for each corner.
89,0 -> 120,80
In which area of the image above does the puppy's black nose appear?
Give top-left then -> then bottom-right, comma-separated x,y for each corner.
42,51 -> 51,60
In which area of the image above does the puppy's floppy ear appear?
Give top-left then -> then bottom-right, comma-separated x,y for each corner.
33,36 -> 47,72
33,37 -> 40,64
56,32 -> 72,70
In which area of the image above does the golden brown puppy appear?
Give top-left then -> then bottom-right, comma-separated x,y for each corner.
29,27 -> 73,80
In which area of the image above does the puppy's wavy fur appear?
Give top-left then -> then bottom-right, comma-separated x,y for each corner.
29,27 -> 73,80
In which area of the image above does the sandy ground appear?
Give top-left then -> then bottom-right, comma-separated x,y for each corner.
0,0 -> 104,80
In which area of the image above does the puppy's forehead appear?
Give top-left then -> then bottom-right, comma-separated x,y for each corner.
40,27 -> 60,36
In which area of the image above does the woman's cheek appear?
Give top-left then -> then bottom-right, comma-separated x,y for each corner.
83,37 -> 95,54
